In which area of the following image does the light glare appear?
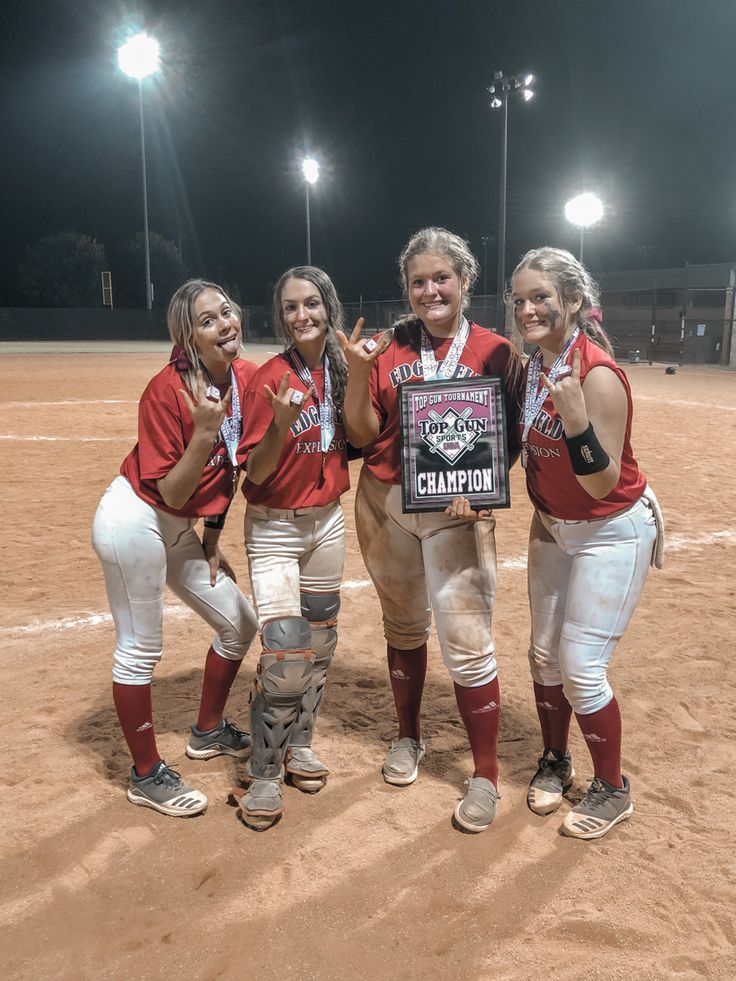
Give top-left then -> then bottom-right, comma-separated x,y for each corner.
118,33 -> 160,80
522,88 -> 534,102
564,192 -> 604,228
302,157 -> 319,184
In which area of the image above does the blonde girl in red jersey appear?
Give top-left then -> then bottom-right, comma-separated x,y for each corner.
92,280 -> 259,818
509,247 -> 661,839
235,266 -> 354,830
339,227 -> 521,834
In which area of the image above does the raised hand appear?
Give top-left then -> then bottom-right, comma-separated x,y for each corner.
540,349 -> 588,433
335,318 -> 392,375
180,370 -> 232,440
263,370 -> 305,431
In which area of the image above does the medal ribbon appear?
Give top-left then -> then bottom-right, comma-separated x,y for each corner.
521,328 -> 580,467
218,367 -> 242,469
419,316 -> 470,380
287,348 -> 335,453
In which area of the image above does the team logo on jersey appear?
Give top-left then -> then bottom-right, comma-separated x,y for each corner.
417,406 -> 487,464
389,359 -> 477,388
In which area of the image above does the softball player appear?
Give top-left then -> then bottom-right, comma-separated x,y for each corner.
92,279 -> 259,817
509,247 -> 661,839
235,266 -> 353,830
339,227 -> 521,834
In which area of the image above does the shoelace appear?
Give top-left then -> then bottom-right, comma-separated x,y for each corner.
583,777 -> 616,804
153,764 -> 182,787
223,721 -> 246,741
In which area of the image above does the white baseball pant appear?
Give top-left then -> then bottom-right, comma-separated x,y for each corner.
92,476 -> 258,685
527,496 -> 657,714
244,501 -> 345,623
354,468 -> 498,687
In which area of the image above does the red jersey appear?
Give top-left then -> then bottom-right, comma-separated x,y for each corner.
521,334 -> 646,520
237,353 -> 350,508
363,320 -> 521,484
120,357 -> 258,518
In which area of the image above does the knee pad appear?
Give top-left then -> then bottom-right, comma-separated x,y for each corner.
250,617 -> 315,779
300,592 -> 339,668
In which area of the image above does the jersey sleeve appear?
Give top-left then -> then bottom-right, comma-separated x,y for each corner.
136,395 -> 187,481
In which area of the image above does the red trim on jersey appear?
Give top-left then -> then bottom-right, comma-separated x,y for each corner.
120,357 -> 258,518
362,320 -> 521,485
521,334 -> 646,519
237,353 -> 349,508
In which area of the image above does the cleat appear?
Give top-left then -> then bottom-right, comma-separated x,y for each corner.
527,748 -> 575,816
186,719 -> 252,760
127,760 -> 207,817
240,777 -> 284,830
561,775 -> 633,840
286,746 -> 329,793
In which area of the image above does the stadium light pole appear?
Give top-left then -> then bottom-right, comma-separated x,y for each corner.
302,157 -> 319,265
118,33 -> 160,310
488,71 -> 534,334
564,192 -> 604,264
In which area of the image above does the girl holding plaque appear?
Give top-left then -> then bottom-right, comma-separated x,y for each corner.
92,280 -> 259,818
338,227 -> 521,834
235,266 -> 352,830
509,247 -> 661,839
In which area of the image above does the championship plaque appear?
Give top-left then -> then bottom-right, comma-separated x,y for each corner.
399,377 -> 510,513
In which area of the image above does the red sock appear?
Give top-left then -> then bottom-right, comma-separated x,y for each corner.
533,682 -> 573,754
112,682 -> 160,777
575,697 -> 623,788
387,644 -> 427,741
453,677 -> 500,785
197,646 -> 242,732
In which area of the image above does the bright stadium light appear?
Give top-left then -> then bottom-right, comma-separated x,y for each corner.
565,192 -> 604,262
117,33 -> 160,81
487,69 -> 536,334
302,157 -> 319,263
117,33 -> 161,309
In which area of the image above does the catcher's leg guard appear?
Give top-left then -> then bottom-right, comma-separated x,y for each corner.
287,593 -> 339,792
244,616 -> 314,826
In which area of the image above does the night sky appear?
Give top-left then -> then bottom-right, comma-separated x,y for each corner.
1,0 -> 734,307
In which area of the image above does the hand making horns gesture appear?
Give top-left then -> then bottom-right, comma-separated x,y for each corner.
336,318 -> 393,372
539,349 -> 587,425
263,370 -> 307,431
179,370 -> 232,440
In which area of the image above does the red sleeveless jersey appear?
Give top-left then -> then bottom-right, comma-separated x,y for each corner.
521,334 -> 646,520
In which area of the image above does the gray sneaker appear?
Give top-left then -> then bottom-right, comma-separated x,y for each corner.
382,737 -> 426,786
240,778 -> 284,830
186,719 -> 251,760
561,775 -> 633,839
527,748 -> 575,815
286,747 -> 329,793
453,777 -> 500,832
127,760 -> 208,817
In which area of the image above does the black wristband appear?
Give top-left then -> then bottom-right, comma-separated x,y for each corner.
564,423 -> 610,475
203,512 -> 227,530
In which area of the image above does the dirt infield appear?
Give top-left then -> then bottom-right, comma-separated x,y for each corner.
1,347 -> 734,980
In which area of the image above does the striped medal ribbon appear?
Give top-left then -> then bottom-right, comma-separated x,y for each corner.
287,348 -> 335,480
521,328 -> 579,469
419,316 -> 470,380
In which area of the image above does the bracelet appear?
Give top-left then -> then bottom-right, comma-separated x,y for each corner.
563,423 -> 610,475
203,512 -> 226,530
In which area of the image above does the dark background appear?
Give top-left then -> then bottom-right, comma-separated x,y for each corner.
1,0 -> 734,307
